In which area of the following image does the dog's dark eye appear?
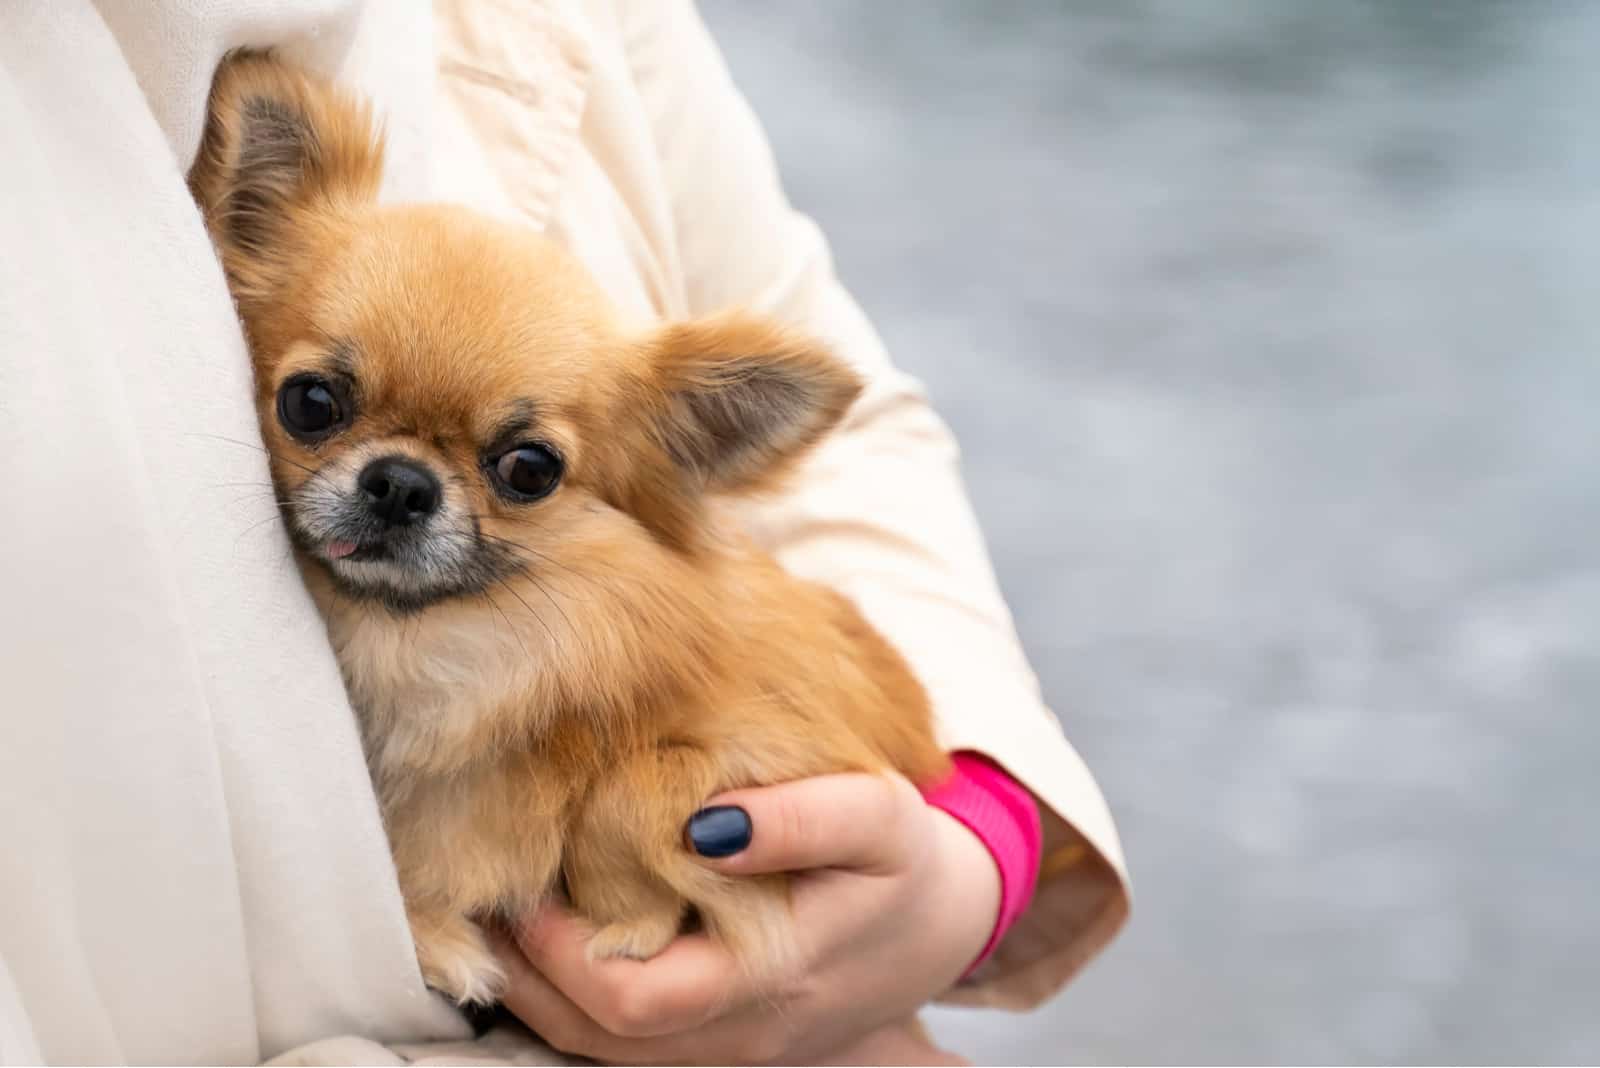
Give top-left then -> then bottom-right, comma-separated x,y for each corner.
491,444 -> 563,501
277,375 -> 349,440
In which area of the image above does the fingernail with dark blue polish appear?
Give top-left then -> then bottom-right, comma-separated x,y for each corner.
687,805 -> 752,857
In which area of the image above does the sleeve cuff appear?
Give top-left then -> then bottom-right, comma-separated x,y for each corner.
921,750 -> 1044,976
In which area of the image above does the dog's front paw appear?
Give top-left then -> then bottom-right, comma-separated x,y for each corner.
413,913 -> 507,1007
585,908 -> 682,963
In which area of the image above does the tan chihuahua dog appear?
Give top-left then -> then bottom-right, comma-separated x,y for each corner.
190,53 -> 948,1005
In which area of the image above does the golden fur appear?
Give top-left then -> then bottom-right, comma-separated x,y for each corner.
190,53 -> 948,1005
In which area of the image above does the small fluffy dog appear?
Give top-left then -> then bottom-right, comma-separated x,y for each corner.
190,53 -> 948,1005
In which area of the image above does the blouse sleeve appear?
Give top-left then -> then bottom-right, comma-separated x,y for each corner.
613,0 -> 1130,1007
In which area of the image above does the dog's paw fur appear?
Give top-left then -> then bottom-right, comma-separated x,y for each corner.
415,916 -> 507,1007
585,909 -> 682,963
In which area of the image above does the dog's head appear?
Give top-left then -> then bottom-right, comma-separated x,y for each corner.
190,54 -> 860,614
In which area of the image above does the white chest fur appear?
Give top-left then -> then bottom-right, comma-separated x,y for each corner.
326,602 -> 555,784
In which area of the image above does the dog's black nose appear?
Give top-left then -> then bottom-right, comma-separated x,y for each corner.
358,457 -> 441,527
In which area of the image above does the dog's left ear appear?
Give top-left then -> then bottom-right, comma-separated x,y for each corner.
188,51 -> 383,309
644,313 -> 863,495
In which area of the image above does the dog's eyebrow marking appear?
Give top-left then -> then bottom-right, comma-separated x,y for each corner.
327,340 -> 359,380
488,400 -> 539,447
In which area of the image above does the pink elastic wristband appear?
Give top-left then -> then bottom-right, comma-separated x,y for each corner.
920,751 -> 1043,977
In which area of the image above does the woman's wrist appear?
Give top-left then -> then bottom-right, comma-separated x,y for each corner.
922,752 -> 1044,976
924,803 -> 1004,983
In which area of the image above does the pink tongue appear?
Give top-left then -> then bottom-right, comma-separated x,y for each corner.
326,540 -> 358,560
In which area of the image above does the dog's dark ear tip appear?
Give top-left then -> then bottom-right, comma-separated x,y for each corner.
217,93 -> 319,251
240,94 -> 301,129
237,92 -> 317,163
646,316 -> 860,495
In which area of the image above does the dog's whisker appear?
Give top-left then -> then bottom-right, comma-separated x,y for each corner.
189,432 -> 341,492
231,511 -> 293,553
477,534 -> 586,585
490,573 -> 558,648
479,587 -> 531,660
223,490 -> 293,509
467,534 -> 581,634
469,523 -> 600,588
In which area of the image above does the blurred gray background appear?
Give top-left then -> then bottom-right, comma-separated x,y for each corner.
699,2 -> 1599,1064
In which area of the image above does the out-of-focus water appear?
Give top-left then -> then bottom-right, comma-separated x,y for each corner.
699,2 -> 1600,1063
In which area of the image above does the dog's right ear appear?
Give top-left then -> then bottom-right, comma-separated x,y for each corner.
188,51 -> 383,306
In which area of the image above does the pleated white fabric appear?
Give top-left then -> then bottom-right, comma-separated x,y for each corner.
0,3 -> 466,1062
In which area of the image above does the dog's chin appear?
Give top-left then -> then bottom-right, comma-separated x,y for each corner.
290,535 -> 500,616
317,555 -> 467,615
283,506 -> 523,615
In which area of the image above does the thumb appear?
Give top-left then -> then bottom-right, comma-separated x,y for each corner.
684,771 -> 922,876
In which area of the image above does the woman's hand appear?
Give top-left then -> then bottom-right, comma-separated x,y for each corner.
492,771 -> 999,1065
